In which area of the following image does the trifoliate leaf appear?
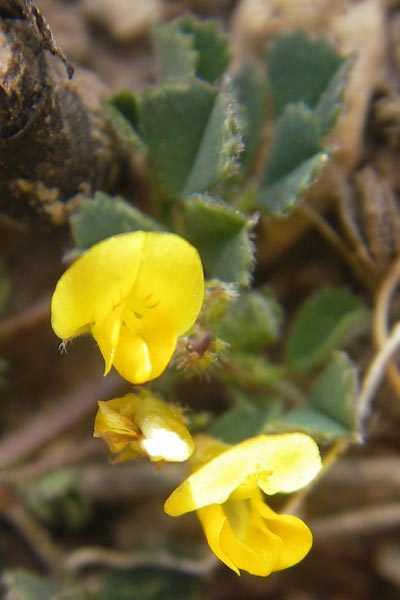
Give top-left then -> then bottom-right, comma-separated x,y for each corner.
266,30 -> 344,115
2,570 -> 62,600
138,81 -> 242,199
100,568 -> 200,600
259,104 -> 327,215
268,352 -> 359,441
183,195 -> 254,285
286,287 -> 370,372
71,192 -> 165,250
216,288 -> 282,352
153,16 -> 230,83
233,62 -> 267,172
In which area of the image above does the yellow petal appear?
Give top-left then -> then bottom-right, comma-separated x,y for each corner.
254,434 -> 322,495
197,500 -> 284,577
93,397 -> 140,453
94,393 -> 193,462
134,391 -> 194,462
197,505 -> 240,575
91,305 -> 124,376
255,497 -> 313,570
51,232 -> 146,339
109,319 -> 177,384
126,232 -> 204,336
219,507 -> 283,576
164,434 -> 321,515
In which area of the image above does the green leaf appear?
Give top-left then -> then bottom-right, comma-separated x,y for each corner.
268,352 -> 359,441
183,195 -> 254,285
221,354 -> 284,391
266,30 -> 344,115
153,22 -> 197,81
216,288 -> 282,352
261,104 -> 322,183
100,568 -> 200,600
259,104 -> 327,215
71,192 -> 165,250
270,407 -> 350,441
107,89 -> 139,127
309,351 -> 358,430
2,570 -> 62,600
102,90 -> 144,151
210,394 -> 281,444
260,153 -> 327,215
233,62 -> 267,172
286,287 -> 370,372
178,16 -> 230,83
315,55 -> 354,135
138,81 -> 242,199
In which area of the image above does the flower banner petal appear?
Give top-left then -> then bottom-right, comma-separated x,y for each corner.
129,232 -> 204,335
51,232 -> 145,339
164,433 -> 321,515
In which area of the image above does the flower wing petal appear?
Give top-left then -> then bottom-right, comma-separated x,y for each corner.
255,497 -> 313,570
51,233 -> 146,339
197,505 -> 240,575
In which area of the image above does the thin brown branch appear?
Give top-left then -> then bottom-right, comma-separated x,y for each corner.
0,373 -> 127,470
0,294 -> 50,344
311,503 -> 400,541
373,255 -> 400,396
357,321 -> 400,434
0,438 -> 104,484
0,486 -> 70,580
65,545 -> 217,576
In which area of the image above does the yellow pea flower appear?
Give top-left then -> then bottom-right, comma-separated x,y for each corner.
94,391 -> 194,462
51,232 -> 204,384
164,433 -> 322,576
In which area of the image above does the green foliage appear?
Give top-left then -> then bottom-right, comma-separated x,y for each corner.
139,80 -> 242,199
259,104 -> 327,215
183,195 -> 254,285
270,352 -> 359,441
210,393 -> 282,444
102,90 -> 144,151
259,31 -> 351,215
25,469 -> 90,530
286,287 -> 370,372
71,192 -> 165,250
153,22 -> 197,82
233,63 -> 267,172
216,288 -> 282,351
2,571 -> 63,600
266,30 -> 345,115
100,568 -> 201,600
153,16 -> 230,83
315,56 -> 354,135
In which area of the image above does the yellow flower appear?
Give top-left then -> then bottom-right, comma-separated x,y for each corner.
94,391 -> 194,462
164,434 -> 321,576
51,232 -> 204,384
